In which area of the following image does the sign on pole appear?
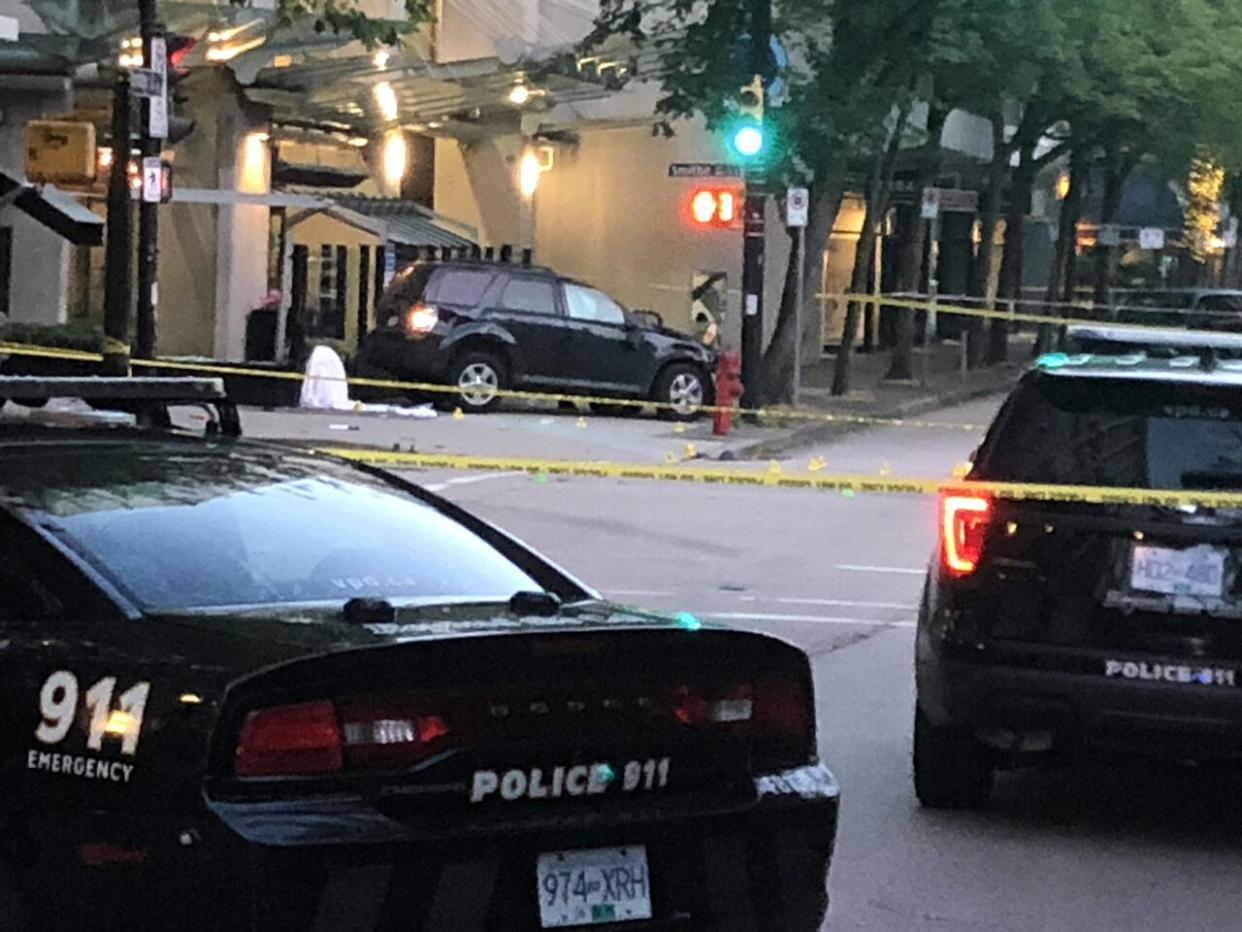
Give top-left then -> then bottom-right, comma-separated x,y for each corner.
786,187 -> 809,228
1139,227 -> 1166,251
668,163 -> 742,179
141,157 -> 163,204
129,69 -> 163,98
1097,224 -> 1122,247
920,188 -> 941,221
148,34 -> 169,140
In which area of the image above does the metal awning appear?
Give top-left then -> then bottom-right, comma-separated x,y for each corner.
0,173 -> 103,246
331,195 -> 476,249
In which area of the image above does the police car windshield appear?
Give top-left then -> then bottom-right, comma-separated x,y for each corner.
2,448 -> 541,612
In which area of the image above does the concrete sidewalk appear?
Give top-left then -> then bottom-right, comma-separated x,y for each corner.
242,338 -> 1027,463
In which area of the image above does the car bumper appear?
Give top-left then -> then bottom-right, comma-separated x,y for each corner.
918,640 -> 1242,759
358,332 -> 450,385
23,765 -> 839,932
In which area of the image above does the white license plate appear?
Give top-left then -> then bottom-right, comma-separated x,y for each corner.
1131,544 -> 1227,597
536,846 -> 652,928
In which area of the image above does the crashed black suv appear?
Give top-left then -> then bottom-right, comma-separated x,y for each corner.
0,377 -> 837,931
356,261 -> 717,417
916,326 -> 1242,809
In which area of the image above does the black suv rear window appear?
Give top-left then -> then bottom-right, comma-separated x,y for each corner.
976,375 -> 1242,491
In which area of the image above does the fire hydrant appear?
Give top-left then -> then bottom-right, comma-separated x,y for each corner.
713,351 -> 744,437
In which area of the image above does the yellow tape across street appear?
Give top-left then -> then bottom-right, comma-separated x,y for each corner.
0,339 -> 987,432
0,293 -> 1211,435
323,448 -> 1242,511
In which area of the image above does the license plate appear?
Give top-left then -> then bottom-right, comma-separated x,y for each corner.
536,846 -> 652,928
1131,544 -> 1226,598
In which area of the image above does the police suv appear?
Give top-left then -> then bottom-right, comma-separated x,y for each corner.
0,377 -> 837,931
917,326 -> 1242,808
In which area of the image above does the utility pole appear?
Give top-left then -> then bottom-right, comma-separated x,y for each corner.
136,0 -> 165,359
739,0 -> 771,410
103,71 -> 132,371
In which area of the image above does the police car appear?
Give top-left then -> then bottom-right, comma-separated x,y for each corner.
0,377 -> 838,931
916,326 -> 1242,808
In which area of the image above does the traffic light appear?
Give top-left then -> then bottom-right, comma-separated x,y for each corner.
165,34 -> 198,146
728,74 -> 765,161
688,188 -> 740,229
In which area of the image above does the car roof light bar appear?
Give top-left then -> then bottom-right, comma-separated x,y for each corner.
1067,325 -> 1242,354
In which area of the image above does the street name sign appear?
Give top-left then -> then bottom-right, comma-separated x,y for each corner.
669,163 -> 742,179
148,35 -> 169,140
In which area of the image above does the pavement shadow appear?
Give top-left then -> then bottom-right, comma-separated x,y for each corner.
945,761 -> 1242,849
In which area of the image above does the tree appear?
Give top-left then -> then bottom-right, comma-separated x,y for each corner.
586,0 -> 941,403
234,0 -> 434,46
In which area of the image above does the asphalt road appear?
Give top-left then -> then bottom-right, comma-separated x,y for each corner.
395,394 -> 1242,932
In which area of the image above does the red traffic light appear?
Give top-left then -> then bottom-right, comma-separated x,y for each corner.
687,188 -> 740,228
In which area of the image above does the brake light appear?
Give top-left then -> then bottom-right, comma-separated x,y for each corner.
674,679 -> 814,758
337,697 -> 452,769
403,303 -> 439,334
942,494 -> 992,576
235,701 -> 342,777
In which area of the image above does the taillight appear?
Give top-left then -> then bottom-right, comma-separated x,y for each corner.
674,678 -> 814,760
403,303 -> 439,334
234,697 -> 453,778
942,493 -> 992,576
235,701 -> 342,778
336,697 -> 452,770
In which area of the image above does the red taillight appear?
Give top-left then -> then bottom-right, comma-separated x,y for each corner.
337,697 -> 453,769
674,679 -> 814,757
942,493 -> 992,576
235,701 -> 342,778
235,698 -> 455,778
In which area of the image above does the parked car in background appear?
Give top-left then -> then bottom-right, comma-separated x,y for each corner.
355,261 -> 718,418
1114,289 -> 1242,330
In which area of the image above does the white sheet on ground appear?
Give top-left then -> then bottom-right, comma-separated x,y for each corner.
299,345 -> 436,418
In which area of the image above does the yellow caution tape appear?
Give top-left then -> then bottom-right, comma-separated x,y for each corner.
0,339 -> 989,432
321,448 -> 1242,510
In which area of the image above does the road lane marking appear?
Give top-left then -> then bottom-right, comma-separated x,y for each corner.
740,596 -> 915,610
707,612 -> 916,628
834,564 -> 925,576
423,471 -> 525,493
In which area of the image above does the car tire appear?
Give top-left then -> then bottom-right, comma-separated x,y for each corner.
653,363 -> 710,421
913,707 -> 994,810
448,350 -> 507,413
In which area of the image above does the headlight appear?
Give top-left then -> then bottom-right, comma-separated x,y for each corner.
403,304 -> 440,335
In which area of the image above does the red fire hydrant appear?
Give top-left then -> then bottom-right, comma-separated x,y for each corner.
713,351 -> 744,437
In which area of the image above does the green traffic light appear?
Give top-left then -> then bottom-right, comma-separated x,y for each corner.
732,124 -> 764,159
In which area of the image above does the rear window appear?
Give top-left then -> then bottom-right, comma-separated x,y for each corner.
976,376 -> 1242,491
2,450 -> 544,613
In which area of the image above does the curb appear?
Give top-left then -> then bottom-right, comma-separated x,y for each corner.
716,366 -> 1023,461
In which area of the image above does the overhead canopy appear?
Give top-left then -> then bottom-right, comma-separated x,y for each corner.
0,173 -> 103,246
330,195 -> 475,249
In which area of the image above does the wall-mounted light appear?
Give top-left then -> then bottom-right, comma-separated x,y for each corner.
374,49 -> 391,70
508,84 -> 531,106
348,136 -> 370,148
518,149 -> 541,199
382,129 -> 408,188
374,81 -> 399,123
1055,173 -> 1072,200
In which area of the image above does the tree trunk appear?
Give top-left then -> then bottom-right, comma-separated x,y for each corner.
886,106 -> 948,382
989,137 -> 1036,364
1038,145 -> 1087,353
759,175 -> 846,404
966,114 -> 1009,369
832,114 -> 907,397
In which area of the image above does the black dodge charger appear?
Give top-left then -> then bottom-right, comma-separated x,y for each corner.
0,377 -> 838,931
